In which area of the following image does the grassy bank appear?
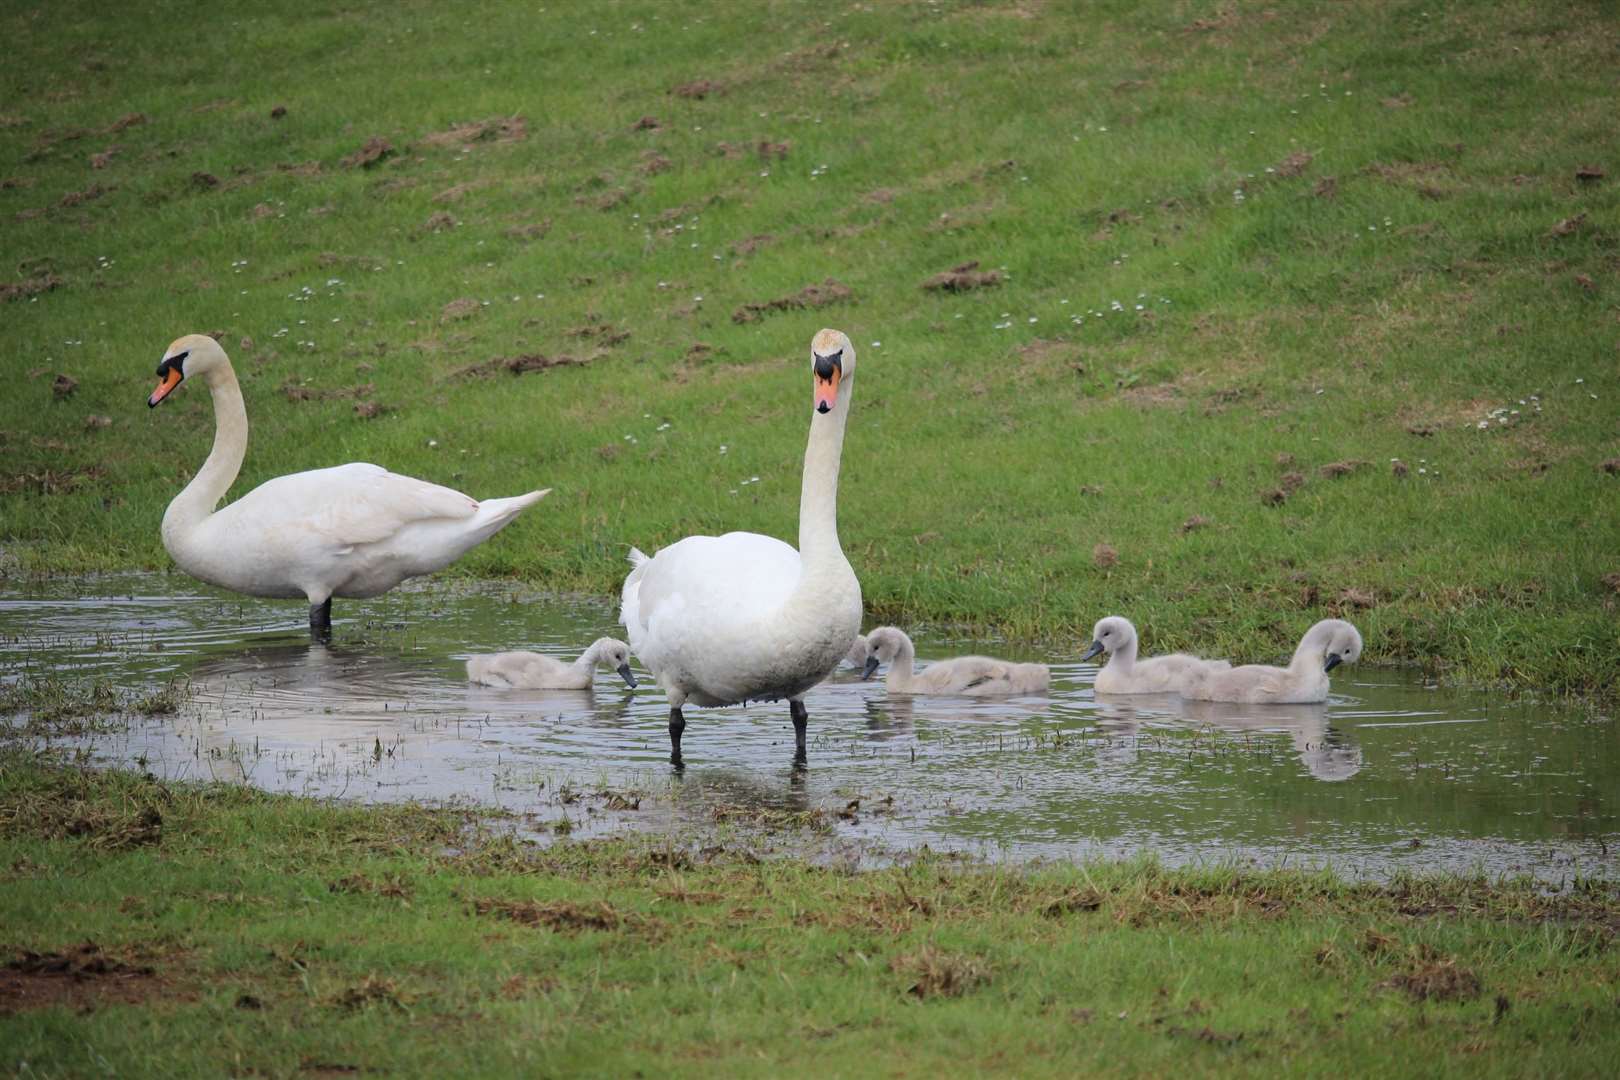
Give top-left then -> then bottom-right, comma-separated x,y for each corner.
2,0 -> 1617,697
0,752 -> 1616,1077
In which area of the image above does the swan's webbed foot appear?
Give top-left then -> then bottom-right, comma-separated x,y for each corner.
668,706 -> 686,768
790,699 -> 808,764
309,598 -> 332,638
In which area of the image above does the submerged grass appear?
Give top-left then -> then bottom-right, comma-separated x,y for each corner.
2,0 -> 1618,698
0,751 -> 1617,1076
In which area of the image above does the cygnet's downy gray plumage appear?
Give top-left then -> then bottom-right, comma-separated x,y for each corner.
1180,619 -> 1362,704
1082,616 -> 1230,695
466,637 -> 637,690
862,626 -> 1050,696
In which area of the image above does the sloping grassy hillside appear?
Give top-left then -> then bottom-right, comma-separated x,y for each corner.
2,0 -> 1616,695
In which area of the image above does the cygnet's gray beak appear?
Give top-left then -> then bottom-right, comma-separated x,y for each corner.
1080,640 -> 1105,663
617,662 -> 638,688
1323,654 -> 1342,673
861,655 -> 881,680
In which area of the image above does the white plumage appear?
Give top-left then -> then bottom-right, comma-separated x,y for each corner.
466,638 -> 637,690
862,626 -> 1051,697
621,329 -> 864,761
1083,616 -> 1230,695
1180,619 -> 1363,704
148,334 -> 546,629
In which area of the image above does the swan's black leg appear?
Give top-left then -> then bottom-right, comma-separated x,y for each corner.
309,598 -> 332,637
790,699 -> 808,764
668,706 -> 686,767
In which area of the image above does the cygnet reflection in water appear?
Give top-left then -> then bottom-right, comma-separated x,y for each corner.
1178,698 -> 1364,782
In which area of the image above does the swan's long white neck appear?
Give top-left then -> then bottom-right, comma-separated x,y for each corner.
884,634 -> 917,690
1105,634 -> 1139,674
162,363 -> 247,543
1289,627 -> 1328,673
790,375 -> 855,591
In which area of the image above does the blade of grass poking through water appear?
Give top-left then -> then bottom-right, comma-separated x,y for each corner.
0,0 -> 1616,700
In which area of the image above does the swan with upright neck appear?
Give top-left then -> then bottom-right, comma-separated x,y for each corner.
1082,616 -> 1230,695
147,334 -> 547,632
620,329 -> 864,764
466,638 -> 637,690
1179,619 -> 1363,704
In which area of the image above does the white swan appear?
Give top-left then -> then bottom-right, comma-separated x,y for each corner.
147,334 -> 547,631
1082,616 -> 1230,695
620,329 -> 863,763
466,638 -> 636,690
842,633 -> 870,669
1180,619 -> 1363,704
862,626 -> 1051,696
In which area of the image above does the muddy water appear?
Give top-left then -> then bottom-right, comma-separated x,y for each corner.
2,573 -> 1614,880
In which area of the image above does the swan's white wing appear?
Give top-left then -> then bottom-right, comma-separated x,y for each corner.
631,532 -> 800,633
233,464 -> 478,548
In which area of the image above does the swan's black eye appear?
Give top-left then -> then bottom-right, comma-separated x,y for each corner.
156,351 -> 189,378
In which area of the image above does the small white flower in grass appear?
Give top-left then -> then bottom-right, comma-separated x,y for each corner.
1575,377 -> 1585,384
690,242 -> 698,248
656,422 -> 671,432
332,317 -> 340,323
1477,420 -> 1489,429
428,440 -> 438,448
1135,305 -> 1144,311
871,340 -> 882,347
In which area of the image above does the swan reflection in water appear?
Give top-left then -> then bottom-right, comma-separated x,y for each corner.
1177,698 -> 1363,782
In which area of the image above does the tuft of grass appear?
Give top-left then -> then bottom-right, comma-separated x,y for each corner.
1,0 -> 1617,701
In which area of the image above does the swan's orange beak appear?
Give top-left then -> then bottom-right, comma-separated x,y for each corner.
812,350 -> 842,414
148,367 -> 182,408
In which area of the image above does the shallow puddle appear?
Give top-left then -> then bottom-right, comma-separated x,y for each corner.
2,573 -> 1614,880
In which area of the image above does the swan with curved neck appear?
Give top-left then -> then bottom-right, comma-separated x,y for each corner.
1180,619 -> 1363,704
1082,616 -> 1230,695
620,329 -> 863,764
862,627 -> 1050,696
147,334 -> 548,632
466,638 -> 637,690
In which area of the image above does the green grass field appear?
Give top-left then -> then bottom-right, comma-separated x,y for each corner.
1,751 -> 1617,1077
2,0 -> 1617,701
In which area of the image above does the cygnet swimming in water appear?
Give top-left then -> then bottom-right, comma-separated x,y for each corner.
1082,616 -> 1230,695
466,637 -> 637,690
862,627 -> 1050,696
1179,619 -> 1362,704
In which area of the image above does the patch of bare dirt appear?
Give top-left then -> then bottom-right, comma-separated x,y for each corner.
88,146 -> 120,169
270,104 -> 287,120
0,273 -> 62,302
328,873 -> 412,900
51,373 -> 77,399
84,414 -> 112,431
190,171 -> 219,190
0,942 -> 166,1015
1093,543 -> 1118,568
1550,213 -> 1586,238
921,260 -> 1003,292
1318,459 -> 1368,478
277,161 -> 323,177
473,897 -> 628,933
890,945 -> 992,999
1313,176 -> 1338,199
420,115 -> 528,148
440,298 -> 482,322
1181,515 -> 1213,534
566,319 -> 630,347
1599,458 -> 1620,475
432,182 -> 479,204
505,219 -> 550,241
1274,150 -> 1313,178
578,186 -> 632,210
0,465 -> 107,495
1383,959 -> 1482,1002
58,184 -> 112,208
1381,93 -> 1415,109
453,354 -> 587,378
671,78 -> 721,99
1575,165 -> 1605,183
730,234 -> 774,257
422,211 -> 457,232
732,278 -> 853,324
638,150 -> 672,175
104,112 -> 148,133
631,115 -> 662,131
1600,572 -> 1620,596
281,381 -> 374,404
756,140 -> 790,161
341,137 -> 393,169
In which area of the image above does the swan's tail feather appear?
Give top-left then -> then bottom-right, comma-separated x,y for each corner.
620,546 -> 651,638
469,488 -> 549,539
